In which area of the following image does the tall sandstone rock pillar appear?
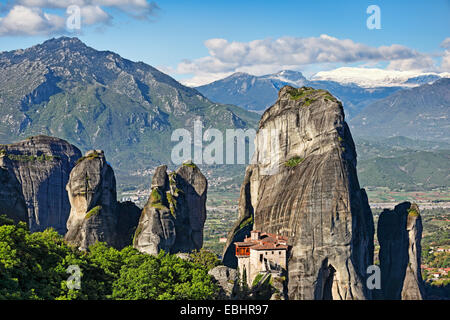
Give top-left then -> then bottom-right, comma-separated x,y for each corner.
65,150 -> 140,250
134,161 -> 207,255
377,202 -> 424,300
223,86 -> 374,300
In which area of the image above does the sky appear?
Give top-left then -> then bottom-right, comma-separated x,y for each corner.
0,0 -> 449,86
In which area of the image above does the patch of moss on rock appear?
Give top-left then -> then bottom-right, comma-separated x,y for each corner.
150,188 -> 162,204
288,87 -> 309,100
5,153 -> 54,162
182,161 -> 197,169
239,215 -> 253,230
151,202 -> 167,210
284,156 -> 304,168
303,97 -> 316,107
174,187 -> 184,195
166,192 -> 177,216
76,151 -> 101,165
407,207 -> 420,217
85,205 -> 102,219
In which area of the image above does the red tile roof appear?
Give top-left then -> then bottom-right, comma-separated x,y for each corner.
234,231 -> 289,251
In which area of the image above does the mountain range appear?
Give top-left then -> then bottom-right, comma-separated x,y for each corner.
1,37 -> 449,192
194,70 -> 419,118
0,37 -> 260,174
311,67 -> 450,88
196,71 -> 450,142
349,78 -> 450,142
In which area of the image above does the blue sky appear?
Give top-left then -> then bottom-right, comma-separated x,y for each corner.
0,0 -> 449,85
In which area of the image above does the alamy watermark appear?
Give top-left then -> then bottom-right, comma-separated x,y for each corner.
366,5 -> 381,30
66,5 -> 81,31
366,265 -> 381,290
171,120 -> 281,175
66,265 -> 81,290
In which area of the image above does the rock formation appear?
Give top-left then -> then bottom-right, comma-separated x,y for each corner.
377,202 -> 424,300
133,161 -> 207,255
65,150 -> 140,250
0,164 -> 27,224
208,266 -> 238,299
0,136 -> 81,233
223,86 -> 375,300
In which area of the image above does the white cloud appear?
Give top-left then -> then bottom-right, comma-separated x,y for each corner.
440,38 -> 450,72
80,5 -> 110,25
386,55 -> 436,72
94,0 -> 159,19
175,34 -> 441,86
441,37 -> 450,49
0,0 -> 159,36
0,5 -> 65,36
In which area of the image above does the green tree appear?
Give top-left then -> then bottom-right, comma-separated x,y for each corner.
112,251 -> 219,300
189,249 -> 221,271
0,216 -> 220,300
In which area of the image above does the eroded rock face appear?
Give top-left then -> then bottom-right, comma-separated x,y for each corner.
0,163 -> 27,224
0,136 -> 81,233
65,150 -> 140,250
222,167 -> 254,268
377,202 -> 424,300
223,86 -> 374,300
208,266 -> 238,299
134,162 -> 207,255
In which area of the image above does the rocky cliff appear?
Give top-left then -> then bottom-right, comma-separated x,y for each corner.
223,86 -> 375,300
377,202 -> 424,300
0,164 -> 27,224
134,161 -> 207,255
0,135 -> 81,233
65,150 -> 140,250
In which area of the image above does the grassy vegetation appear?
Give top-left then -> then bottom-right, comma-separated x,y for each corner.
150,188 -> 162,204
323,94 -> 337,102
252,273 -> 264,287
287,87 -> 315,101
287,87 -> 330,106
239,215 -> 253,230
408,207 -> 420,217
150,202 -> 167,210
287,88 -> 306,100
2,153 -> 55,162
182,162 -> 197,169
303,97 -> 315,106
284,156 -> 304,168
76,151 -> 101,165
85,205 -> 102,219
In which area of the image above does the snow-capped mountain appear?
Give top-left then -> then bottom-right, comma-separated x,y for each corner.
311,67 -> 450,88
195,70 -> 402,118
259,70 -> 308,87
194,70 -> 308,113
